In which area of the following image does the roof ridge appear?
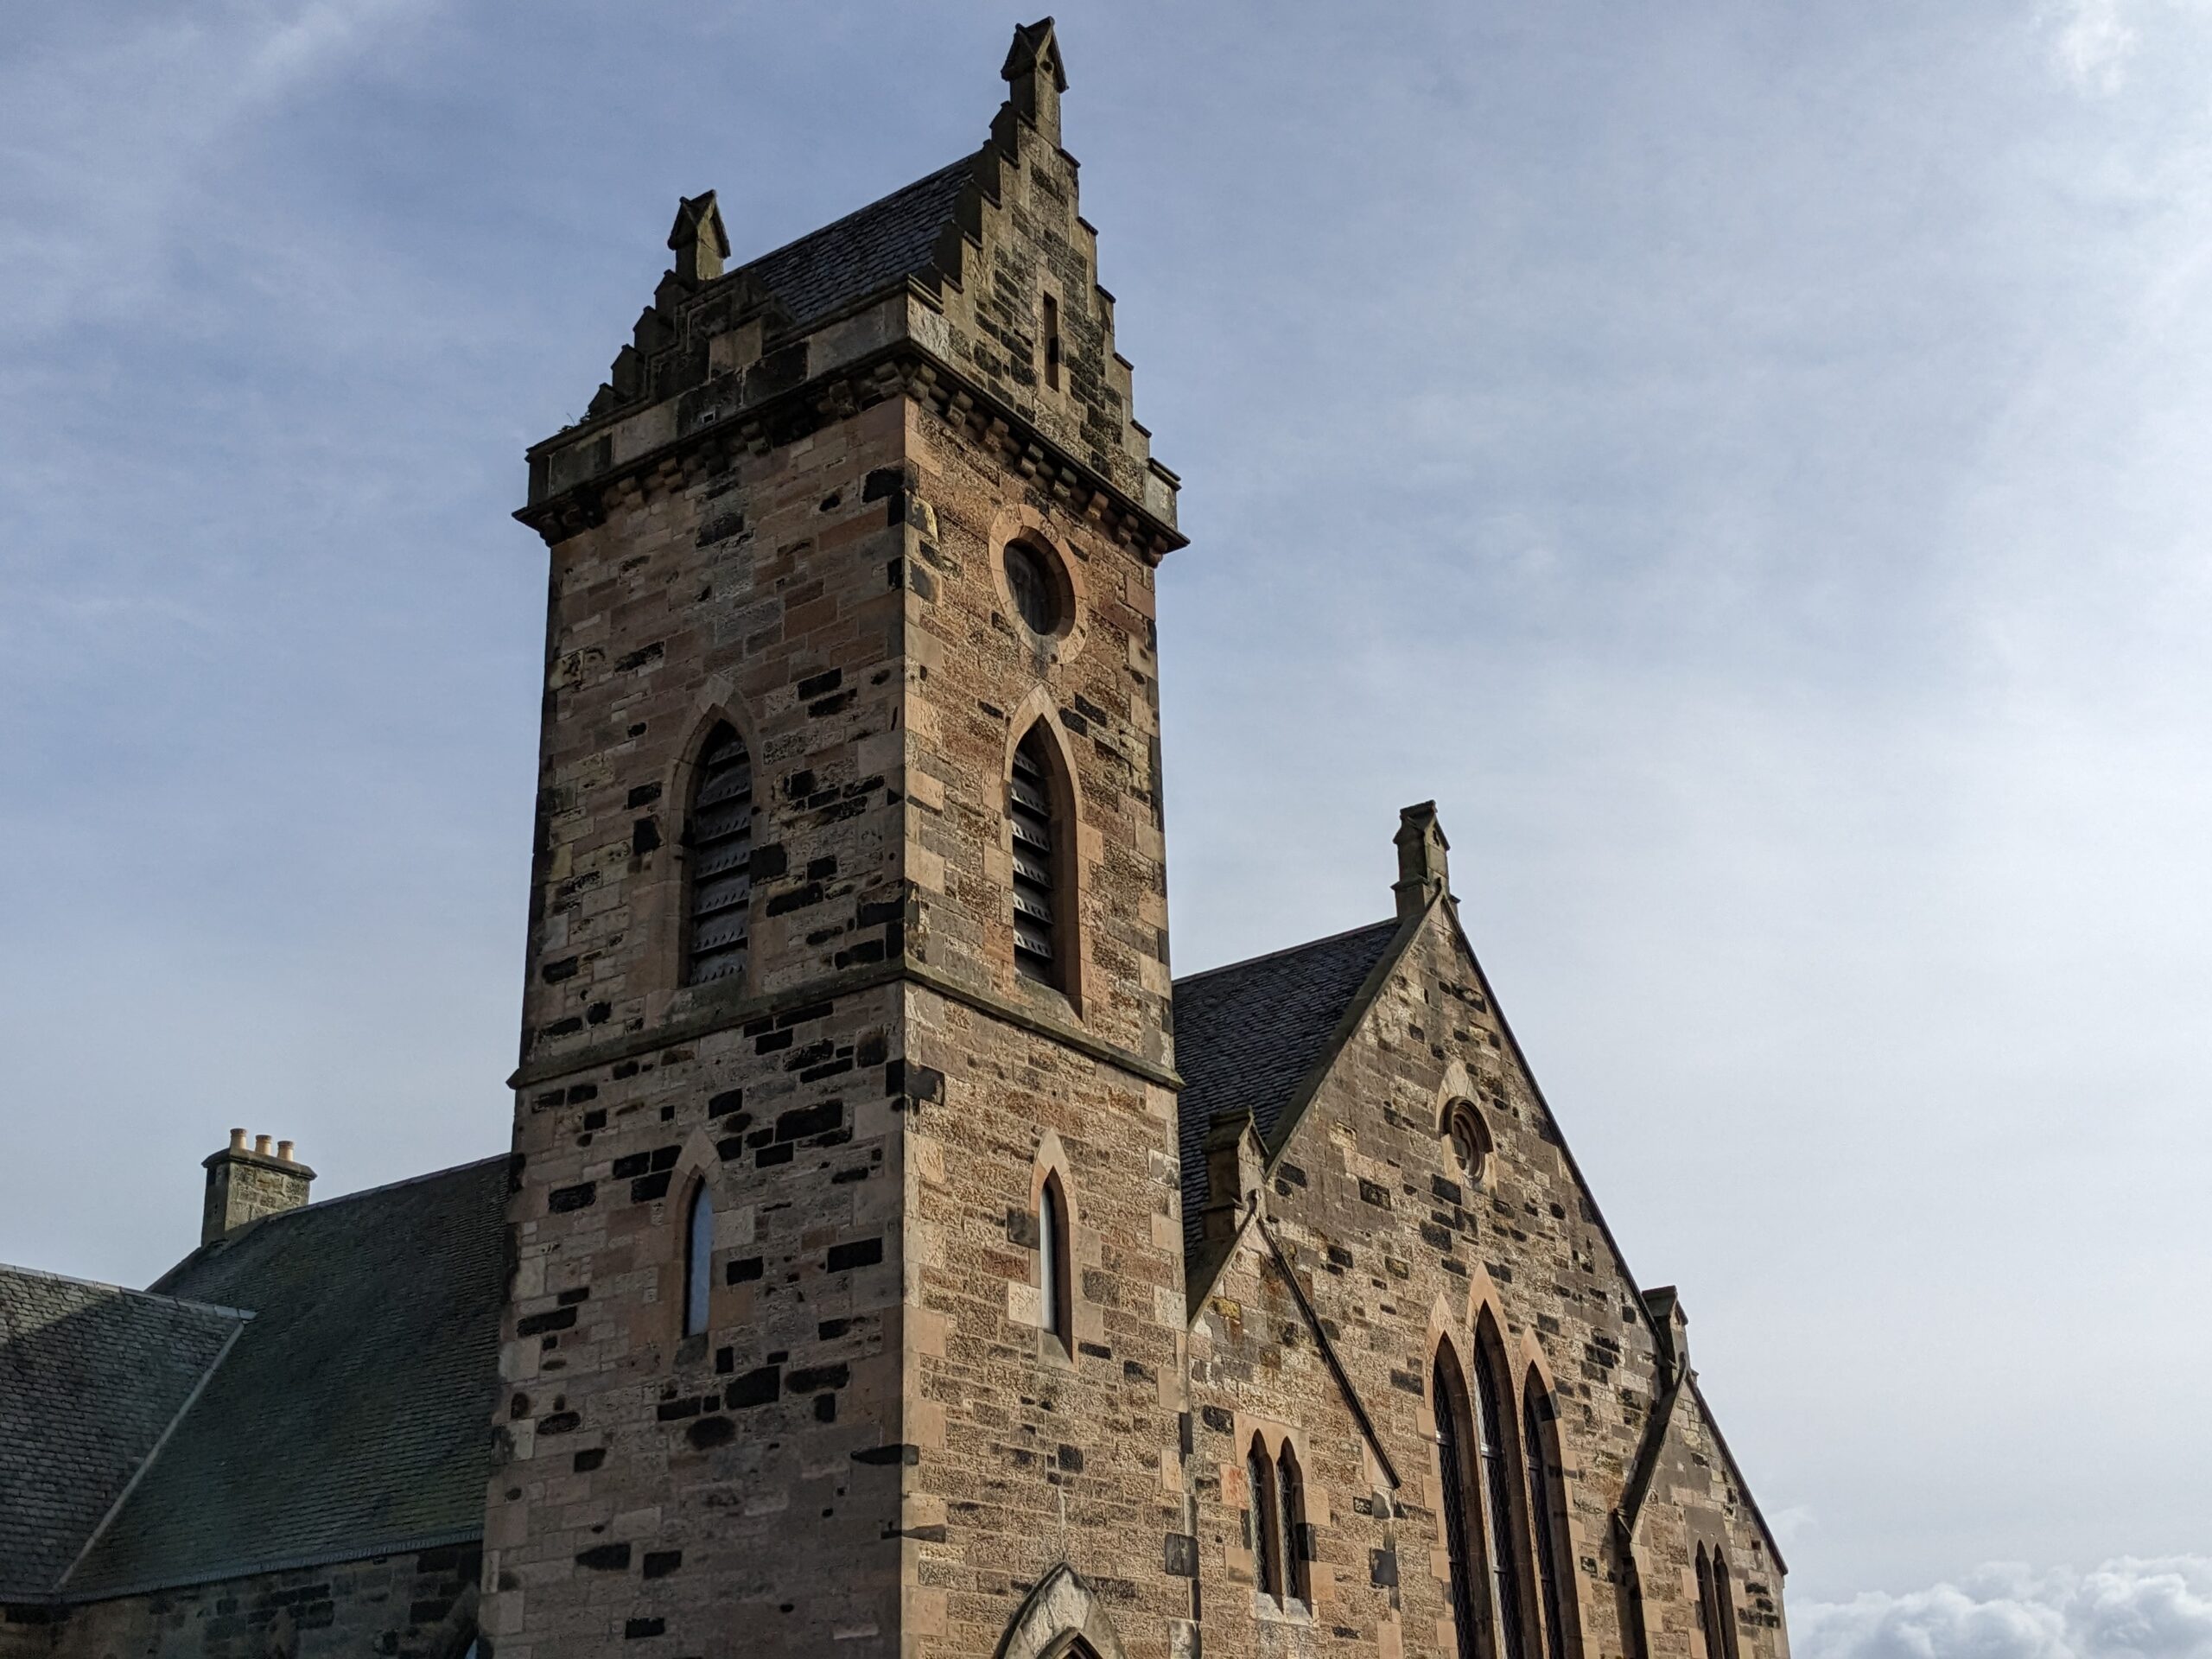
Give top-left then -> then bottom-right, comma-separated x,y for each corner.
1173,916 -> 1398,988
0,1262 -> 252,1324
729,156 -> 971,276
280,1151 -> 507,1217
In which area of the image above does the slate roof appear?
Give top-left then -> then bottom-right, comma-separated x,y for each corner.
1172,918 -> 1407,1255
59,1155 -> 510,1599
0,1268 -> 245,1597
735,158 -> 973,331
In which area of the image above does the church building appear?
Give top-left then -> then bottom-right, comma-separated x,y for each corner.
0,22 -> 1790,1659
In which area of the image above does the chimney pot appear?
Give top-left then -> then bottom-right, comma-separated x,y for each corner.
277,1140 -> 295,1162
253,1134 -> 272,1156
229,1127 -> 249,1151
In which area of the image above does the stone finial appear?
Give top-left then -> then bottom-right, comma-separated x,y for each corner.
201,1131 -> 315,1247
667,191 -> 731,285
1643,1285 -> 1689,1384
1200,1109 -> 1265,1251
1001,17 -> 1067,143
1392,800 -> 1452,919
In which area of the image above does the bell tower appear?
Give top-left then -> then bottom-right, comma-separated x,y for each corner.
487,21 -> 1196,1659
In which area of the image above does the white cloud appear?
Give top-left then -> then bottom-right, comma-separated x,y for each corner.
1800,1560 -> 2212,1659
2048,0 -> 2141,92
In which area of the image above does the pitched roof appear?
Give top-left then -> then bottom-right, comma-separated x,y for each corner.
734,158 -> 973,331
1172,918 -> 1406,1255
61,1156 -> 509,1599
0,1269 -> 245,1597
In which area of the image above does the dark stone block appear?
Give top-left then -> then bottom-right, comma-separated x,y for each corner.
575,1543 -> 631,1571
542,957 -> 579,983
548,1182 -> 596,1214
538,1411 -> 581,1434
708,1088 -> 745,1116
726,1366 -> 779,1408
517,1306 -> 577,1337
850,1442 -> 920,1465
642,1549 -> 683,1580
1164,1534 -> 1198,1578
611,1154 -> 651,1179
726,1256 -> 764,1283
623,1619 -> 664,1640
796,668 -> 842,699
632,817 -> 661,855
785,1363 -> 849,1394
685,1415 -> 734,1449
631,1171 -> 672,1203
826,1236 -> 882,1272
573,1448 -> 605,1472
775,1101 -> 843,1141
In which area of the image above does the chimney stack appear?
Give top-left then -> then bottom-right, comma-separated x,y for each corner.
1393,801 -> 1452,919
201,1128 -> 315,1247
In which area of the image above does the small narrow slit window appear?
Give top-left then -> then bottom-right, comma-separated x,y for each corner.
683,1183 -> 713,1337
684,722 -> 753,985
1042,294 -> 1062,390
1276,1441 -> 1307,1605
1038,1174 -> 1071,1350
1696,1548 -> 1719,1659
1247,1439 -> 1281,1601
1710,1552 -> 1742,1659
1009,729 -> 1064,986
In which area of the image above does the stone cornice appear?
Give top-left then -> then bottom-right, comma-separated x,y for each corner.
512,329 -> 1187,564
509,956 -> 1180,1095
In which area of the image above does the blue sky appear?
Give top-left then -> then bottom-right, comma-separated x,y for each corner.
4,2 -> 2210,1644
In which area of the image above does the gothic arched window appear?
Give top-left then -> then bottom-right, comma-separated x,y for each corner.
1434,1349 -> 1489,1659
1038,1173 -> 1071,1351
1523,1372 -> 1578,1659
1700,1548 -> 1742,1659
682,1182 -> 713,1338
1473,1332 -> 1532,1659
1276,1440 -> 1308,1605
684,721 -> 753,986
1009,725 -> 1070,989
1246,1438 -> 1281,1600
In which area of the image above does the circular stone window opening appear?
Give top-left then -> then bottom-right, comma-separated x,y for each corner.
1446,1101 -> 1492,1185
1003,538 -> 1066,637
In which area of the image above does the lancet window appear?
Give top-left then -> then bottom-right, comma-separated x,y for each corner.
683,721 -> 753,985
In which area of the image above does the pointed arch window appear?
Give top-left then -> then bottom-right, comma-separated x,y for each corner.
1276,1441 -> 1308,1605
682,1182 -> 713,1337
1434,1351 -> 1488,1659
1009,726 -> 1069,988
1246,1439 -> 1282,1600
1523,1373 -> 1578,1659
1698,1546 -> 1741,1659
1038,1173 -> 1071,1351
684,721 -> 753,986
1473,1336 -> 1531,1659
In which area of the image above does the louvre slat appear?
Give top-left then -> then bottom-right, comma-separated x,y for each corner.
694,842 -> 751,879
694,915 -> 749,953
696,767 -> 753,808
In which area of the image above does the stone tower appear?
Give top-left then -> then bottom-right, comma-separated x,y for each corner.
488,21 -> 1194,1659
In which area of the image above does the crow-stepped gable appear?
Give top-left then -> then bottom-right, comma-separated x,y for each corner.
0,22 -> 1790,1659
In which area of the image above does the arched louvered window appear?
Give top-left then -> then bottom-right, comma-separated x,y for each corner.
1473,1335 -> 1531,1659
1434,1351 -> 1487,1659
1523,1374 -> 1576,1659
1009,726 -> 1066,988
1038,1173 -> 1071,1351
1276,1441 -> 1307,1605
683,1182 -> 713,1337
1247,1439 -> 1281,1600
684,721 -> 753,985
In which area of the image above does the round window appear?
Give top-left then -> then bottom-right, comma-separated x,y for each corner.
1446,1103 -> 1492,1183
1003,540 -> 1063,636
